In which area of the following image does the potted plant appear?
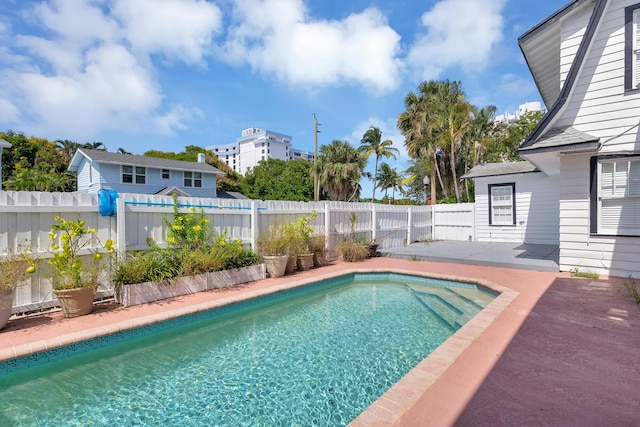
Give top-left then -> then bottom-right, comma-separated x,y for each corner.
309,234 -> 327,267
292,213 -> 316,271
47,216 -> 115,318
0,249 -> 36,330
335,211 -> 369,262
282,222 -> 298,274
258,223 -> 289,278
335,240 -> 370,262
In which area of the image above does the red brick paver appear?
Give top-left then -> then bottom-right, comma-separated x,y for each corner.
1,258 -> 638,426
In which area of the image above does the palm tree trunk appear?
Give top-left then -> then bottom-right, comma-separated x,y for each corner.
372,156 -> 378,202
450,135 -> 460,203
434,152 -> 448,199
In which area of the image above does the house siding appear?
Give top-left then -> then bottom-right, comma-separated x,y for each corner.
475,173 -> 560,245
556,0 -> 640,153
559,152 -> 640,278
77,162 -> 217,197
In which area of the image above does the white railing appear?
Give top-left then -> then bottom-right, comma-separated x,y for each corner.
0,191 -> 474,314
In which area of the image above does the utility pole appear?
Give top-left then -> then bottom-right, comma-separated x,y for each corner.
313,113 -> 321,202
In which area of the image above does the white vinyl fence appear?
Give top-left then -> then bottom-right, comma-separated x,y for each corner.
0,191 -> 473,314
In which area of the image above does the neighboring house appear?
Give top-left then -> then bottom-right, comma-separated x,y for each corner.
69,149 -> 225,198
462,162 -> 560,245
468,0 -> 640,278
207,128 -> 314,175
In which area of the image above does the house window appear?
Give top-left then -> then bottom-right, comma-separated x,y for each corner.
122,165 -> 146,184
161,169 -> 170,180
488,183 -> 516,226
184,171 -> 202,188
625,4 -> 640,91
591,155 -> 640,235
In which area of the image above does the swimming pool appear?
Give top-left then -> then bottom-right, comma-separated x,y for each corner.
0,272 -> 497,426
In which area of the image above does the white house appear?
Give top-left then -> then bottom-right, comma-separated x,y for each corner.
468,0 -> 640,278
462,162 -> 560,245
207,128 -> 314,175
69,149 -> 225,198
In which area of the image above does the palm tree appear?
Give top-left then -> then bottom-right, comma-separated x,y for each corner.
398,82 -> 444,204
117,147 -> 132,155
435,80 -> 472,203
83,142 -> 107,151
376,162 -> 402,203
359,126 -> 399,202
311,140 -> 366,201
55,140 -> 81,162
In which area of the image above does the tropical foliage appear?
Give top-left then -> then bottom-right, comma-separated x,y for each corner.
359,126 -> 399,201
311,140 -> 366,201
113,200 -> 259,286
241,158 -> 313,201
398,80 -> 544,204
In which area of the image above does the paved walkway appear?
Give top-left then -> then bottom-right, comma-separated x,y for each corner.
383,241 -> 560,272
1,258 -> 638,426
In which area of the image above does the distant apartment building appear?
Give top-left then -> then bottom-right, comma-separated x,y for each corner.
207,128 -> 314,175
494,101 -> 543,124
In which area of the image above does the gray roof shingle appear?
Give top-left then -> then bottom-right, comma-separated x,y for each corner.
519,126 -> 599,152
70,148 -> 224,175
461,161 -> 539,179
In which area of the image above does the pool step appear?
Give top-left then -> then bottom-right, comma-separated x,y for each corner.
407,284 -> 489,329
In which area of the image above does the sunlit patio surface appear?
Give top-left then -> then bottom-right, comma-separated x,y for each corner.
1,257 -> 638,426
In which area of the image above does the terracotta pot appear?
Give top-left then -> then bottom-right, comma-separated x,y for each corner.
0,289 -> 15,330
54,287 -> 96,318
263,255 -> 288,278
368,243 -> 379,258
296,253 -> 314,271
313,251 -> 327,267
285,255 -> 297,274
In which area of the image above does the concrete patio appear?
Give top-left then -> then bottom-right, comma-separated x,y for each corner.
383,241 -> 560,272
1,257 -> 638,426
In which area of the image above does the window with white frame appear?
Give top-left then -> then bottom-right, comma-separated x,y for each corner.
625,3 -> 640,90
122,165 -> 146,184
593,156 -> 640,235
184,171 -> 202,188
161,169 -> 170,180
488,183 -> 516,226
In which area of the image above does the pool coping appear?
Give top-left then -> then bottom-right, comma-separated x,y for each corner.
0,266 -> 518,425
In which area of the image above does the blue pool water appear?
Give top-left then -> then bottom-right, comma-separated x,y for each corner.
0,273 -> 496,426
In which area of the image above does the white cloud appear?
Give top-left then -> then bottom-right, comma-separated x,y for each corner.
154,104 -> 204,135
112,0 -> 222,65
0,0 -> 221,139
222,0 -> 402,93
407,0 -> 506,79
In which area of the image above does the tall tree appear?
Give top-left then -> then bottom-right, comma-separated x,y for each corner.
55,139 -> 81,163
82,141 -> 107,151
241,158 -> 313,201
398,82 -> 444,204
376,162 -> 402,203
359,126 -> 399,202
311,140 -> 366,201
1,131 -> 75,191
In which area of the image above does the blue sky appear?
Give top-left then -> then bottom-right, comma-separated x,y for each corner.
0,0 -> 568,197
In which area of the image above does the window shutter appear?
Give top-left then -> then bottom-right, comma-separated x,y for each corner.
635,10 -> 640,87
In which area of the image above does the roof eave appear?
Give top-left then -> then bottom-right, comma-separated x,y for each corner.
520,0 -> 609,150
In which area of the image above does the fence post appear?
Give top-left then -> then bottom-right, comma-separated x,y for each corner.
250,200 -> 259,251
431,205 -> 435,240
324,203 -> 330,250
371,203 -> 377,242
407,206 -> 412,245
116,196 -> 126,261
